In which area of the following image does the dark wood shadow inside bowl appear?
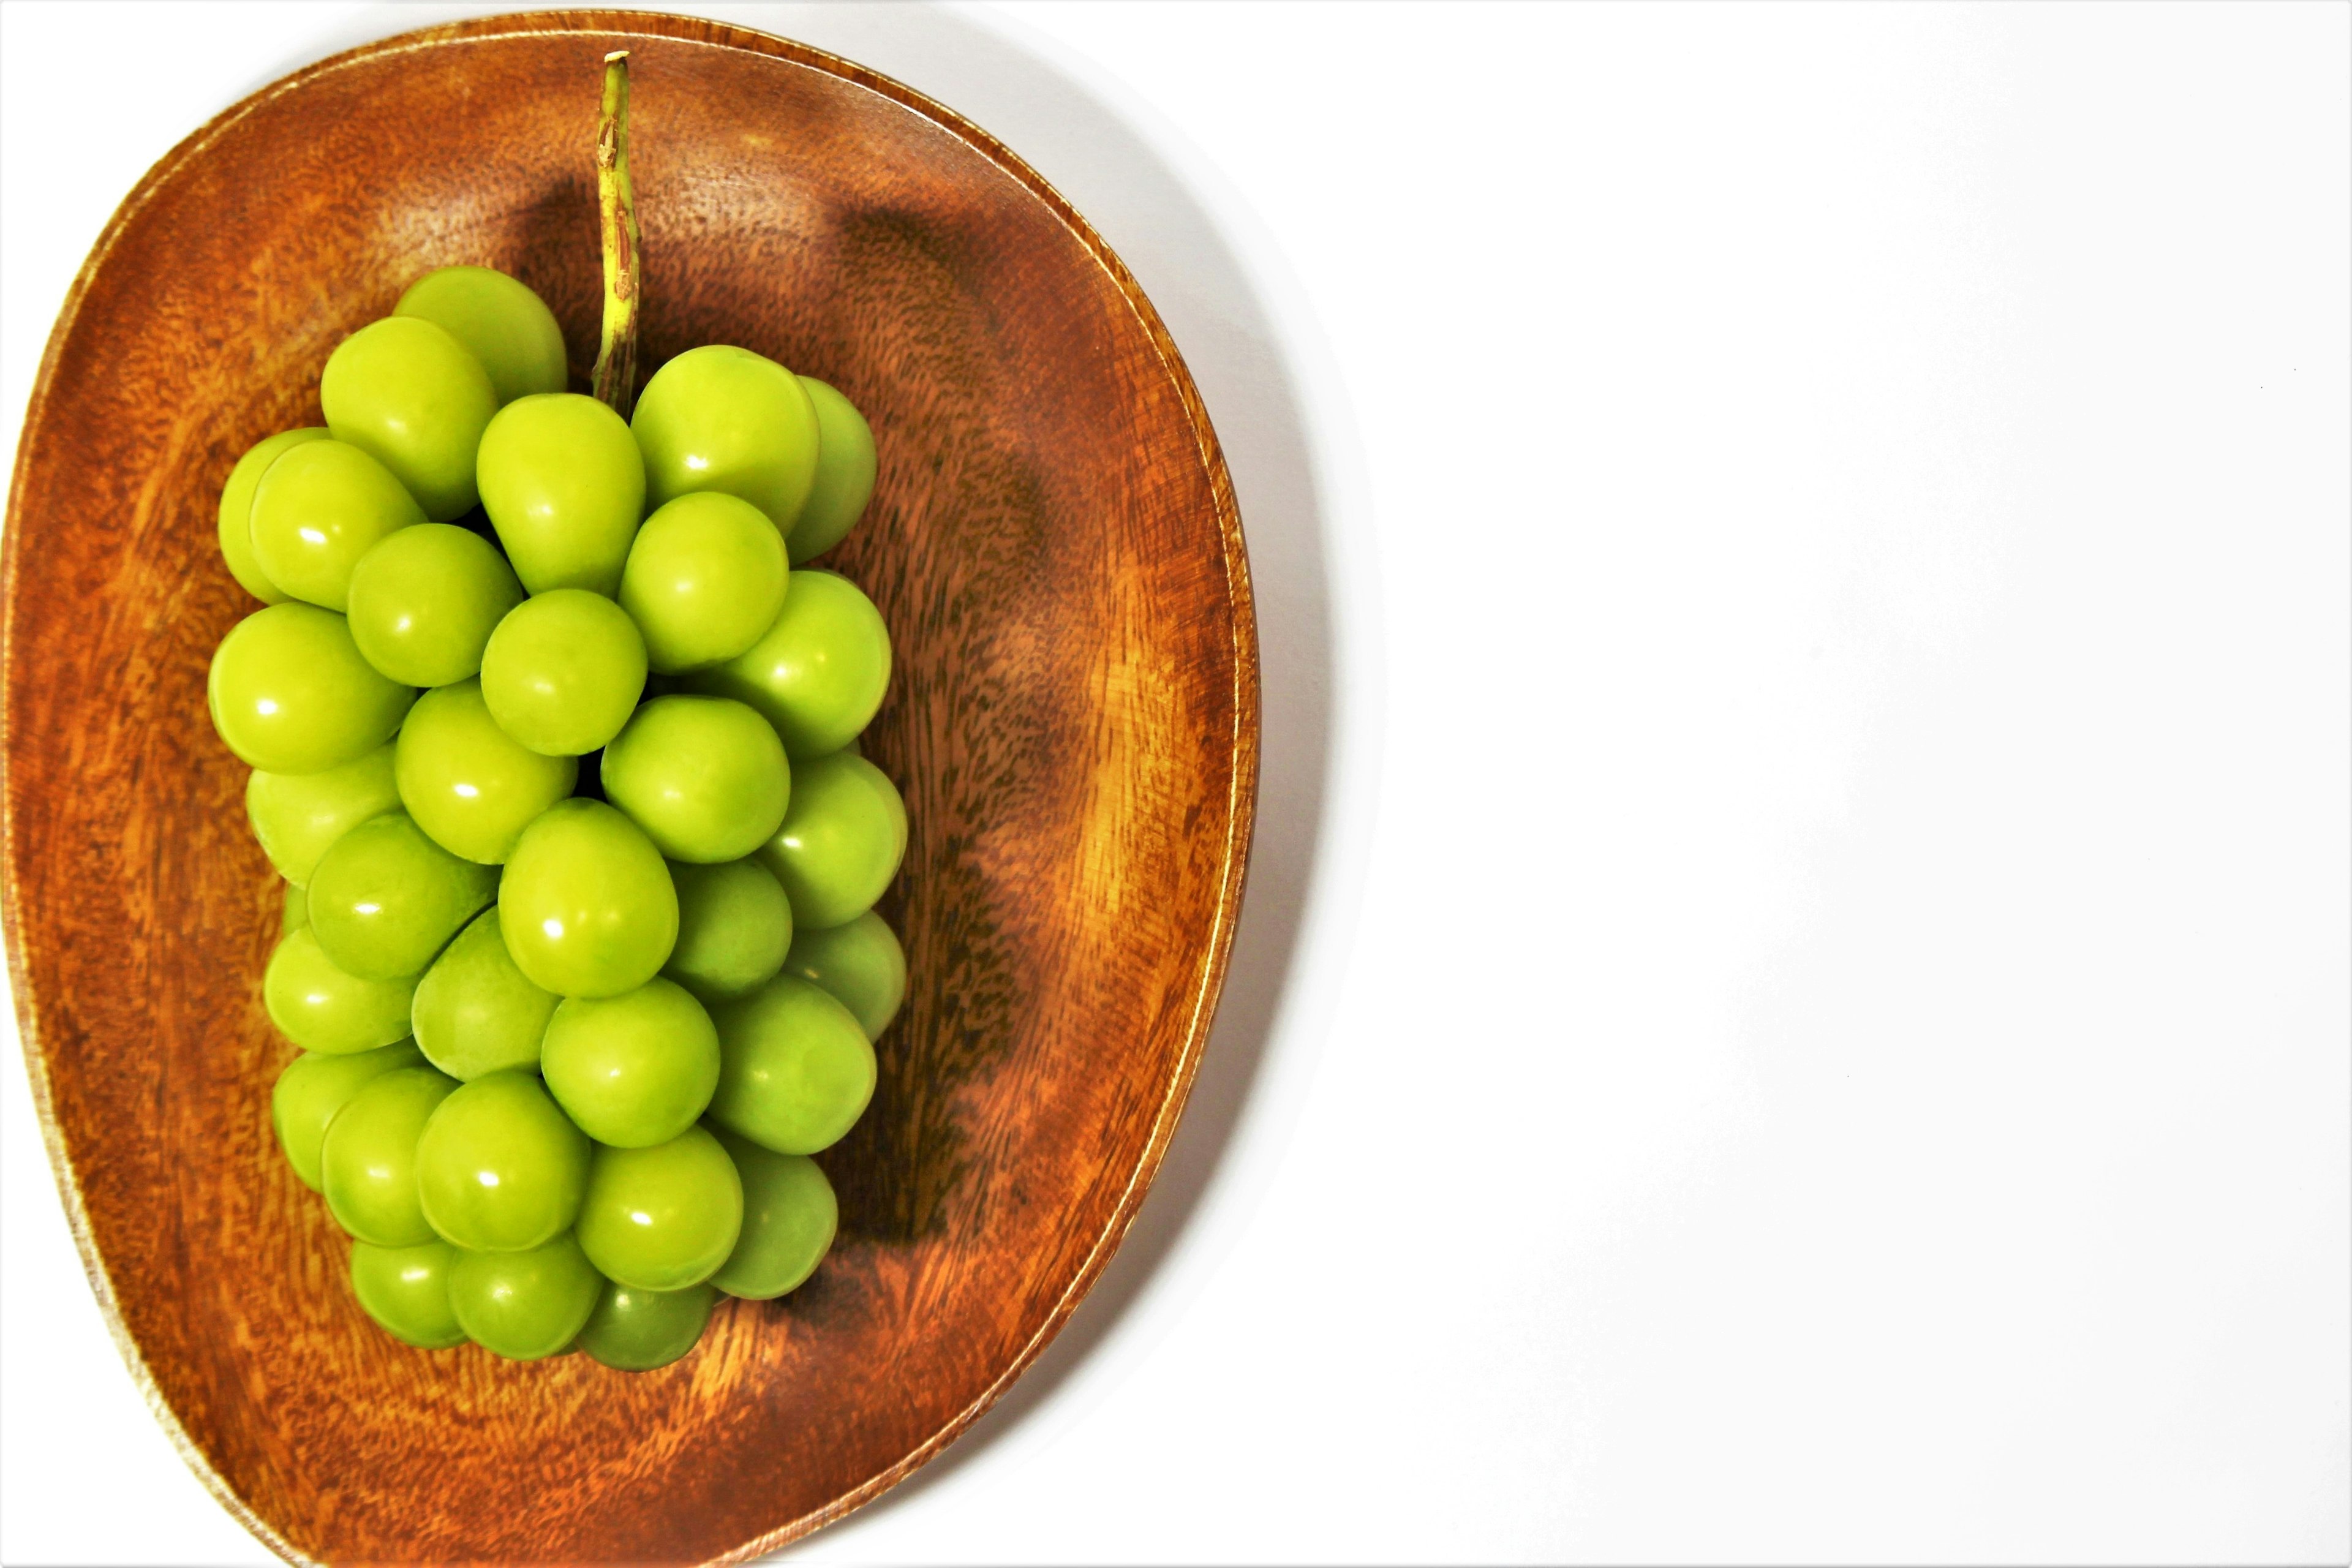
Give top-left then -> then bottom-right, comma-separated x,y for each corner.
2,12 -> 1255,1562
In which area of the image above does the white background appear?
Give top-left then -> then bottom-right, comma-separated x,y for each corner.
2,2 -> 2346,1564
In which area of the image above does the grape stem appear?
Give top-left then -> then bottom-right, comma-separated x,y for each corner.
592,50 -> 641,416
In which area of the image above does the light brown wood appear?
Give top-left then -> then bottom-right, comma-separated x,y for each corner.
1,10 -> 1257,1563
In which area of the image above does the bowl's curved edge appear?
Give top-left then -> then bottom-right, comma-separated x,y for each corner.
0,9 -> 1261,1564
0,18 -> 344,1567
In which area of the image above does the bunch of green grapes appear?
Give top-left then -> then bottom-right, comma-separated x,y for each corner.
212,265 -> 903,1373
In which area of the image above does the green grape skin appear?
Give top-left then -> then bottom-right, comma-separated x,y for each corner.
631,345 -> 820,536
270,1039 -> 424,1191
709,1128 -> 837,1300
265,927 -> 420,1054
783,911 -> 906,1039
395,680 -> 576,863
578,1280 -> 716,1371
218,428 -> 328,602
320,315 -> 498,521
410,907 -> 559,1080
682,570 -> 889,760
246,742 -> 400,886
575,1126 -> 744,1291
208,604 -> 416,775
664,858 -> 791,1006
247,439 -> 427,611
447,1233 -> 602,1360
499,799 -> 679,997
416,1070 -> 591,1253
479,589 -> 647,756
320,1065 -> 458,1246
477,394 -> 647,595
755,751 -> 907,930
706,975 -> 876,1156
347,523 -> 524,687
308,812 -> 499,981
283,881 -> 309,933
618,492 -> 790,674
540,978 -> 720,1148
393,266 -> 568,405
790,378 -> 876,564
349,1239 -> 469,1349
600,696 -> 790,864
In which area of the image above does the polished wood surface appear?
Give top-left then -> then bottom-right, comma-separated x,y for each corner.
1,12 -> 1256,1562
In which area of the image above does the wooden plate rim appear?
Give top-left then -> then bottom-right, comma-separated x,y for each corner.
0,9 -> 1262,1562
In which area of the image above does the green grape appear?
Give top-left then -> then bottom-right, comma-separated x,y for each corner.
784,911 -> 906,1039
208,603 -> 416,774
395,680 -> 576,863
755,751 -> 907,930
217,428 -> 328,602
347,523 -> 524,687
682,570 -> 889,759
664,858 -> 791,1006
320,315 -> 497,521
349,1239 -> 468,1349
578,1280 -> 715,1371
477,394 -> 646,595
540,979 -> 720,1148
447,1233 -> 602,1360
320,1065 -> 458,1246
575,1126 -> 744,1291
308,812 -> 499,981
410,907 -> 559,1080
393,266 -> 568,405
282,881 -> 309,933
709,1129 -> 837,1300
706,975 -> 875,1155
790,378 -> 876,564
631,345 -> 820,535
618,492 -> 790,674
416,1071 -> 590,1253
600,696 -> 790,864
247,439 -> 427,611
478,589 -> 647,756
264,927 -> 418,1054
246,742 -> 399,884
498,799 -> 679,997
270,1039 -> 424,1190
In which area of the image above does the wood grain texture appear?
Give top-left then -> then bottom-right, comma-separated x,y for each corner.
1,12 -> 1257,1563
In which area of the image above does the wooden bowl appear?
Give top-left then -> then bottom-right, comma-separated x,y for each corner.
2,12 -> 1256,1562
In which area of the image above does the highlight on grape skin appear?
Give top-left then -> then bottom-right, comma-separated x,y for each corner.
219,56 -> 902,1374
